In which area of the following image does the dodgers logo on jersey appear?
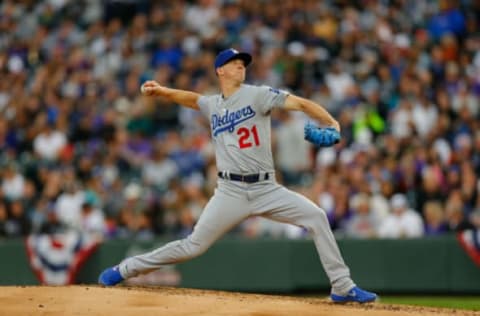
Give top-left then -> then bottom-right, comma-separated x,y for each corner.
211,105 -> 256,137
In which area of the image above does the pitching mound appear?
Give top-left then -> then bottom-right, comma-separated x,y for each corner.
0,286 -> 477,316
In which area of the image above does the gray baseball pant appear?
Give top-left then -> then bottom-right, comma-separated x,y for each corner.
118,179 -> 355,294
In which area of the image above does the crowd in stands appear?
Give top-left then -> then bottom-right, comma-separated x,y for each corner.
0,0 -> 479,240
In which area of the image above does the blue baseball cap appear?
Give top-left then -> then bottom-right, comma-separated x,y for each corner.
214,48 -> 252,69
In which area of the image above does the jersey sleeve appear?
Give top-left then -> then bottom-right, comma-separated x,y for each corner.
197,95 -> 213,118
255,85 -> 290,114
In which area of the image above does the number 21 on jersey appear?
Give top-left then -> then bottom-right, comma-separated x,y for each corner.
237,125 -> 260,149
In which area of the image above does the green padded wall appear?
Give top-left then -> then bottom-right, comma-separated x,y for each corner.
2,235 -> 480,293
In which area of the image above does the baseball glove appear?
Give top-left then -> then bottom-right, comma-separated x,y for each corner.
304,123 -> 341,147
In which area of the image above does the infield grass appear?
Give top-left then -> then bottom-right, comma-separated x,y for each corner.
379,296 -> 480,311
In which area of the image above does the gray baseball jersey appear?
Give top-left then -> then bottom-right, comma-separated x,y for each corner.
118,84 -> 355,295
198,84 -> 284,174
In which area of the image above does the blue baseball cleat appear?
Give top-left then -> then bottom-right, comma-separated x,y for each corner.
98,266 -> 124,286
331,286 -> 377,303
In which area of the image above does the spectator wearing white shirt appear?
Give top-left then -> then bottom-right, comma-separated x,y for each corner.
1,164 -> 25,201
390,99 -> 414,140
412,96 -> 438,139
184,0 -> 220,39
81,198 -> 105,237
325,60 -> 355,102
33,122 -> 67,161
142,145 -> 178,191
55,182 -> 85,230
378,193 -> 424,238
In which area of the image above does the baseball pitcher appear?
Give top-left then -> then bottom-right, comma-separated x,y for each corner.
99,48 -> 377,303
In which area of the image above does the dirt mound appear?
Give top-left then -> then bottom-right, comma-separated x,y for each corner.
0,286 -> 476,316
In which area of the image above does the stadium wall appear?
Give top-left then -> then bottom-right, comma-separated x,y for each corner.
2,235 -> 479,293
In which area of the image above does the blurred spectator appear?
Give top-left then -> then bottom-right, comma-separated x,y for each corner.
184,0 -> 220,40
345,193 -> 378,239
142,144 -> 178,191
327,178 -> 352,232
80,196 -> 105,236
135,211 -> 155,241
412,95 -> 439,139
427,0 -> 466,41
0,201 -> 8,237
423,201 -> 449,235
55,181 -> 84,230
1,163 -> 24,201
5,200 -> 31,237
38,204 -> 66,235
177,206 -> 195,239
470,209 -> 480,229
445,194 -> 474,232
0,117 -> 17,157
274,110 -> 312,186
33,121 -> 67,161
416,166 -> 446,214
169,136 -> 206,179
325,60 -> 354,104
122,182 -> 145,214
378,194 -> 424,239
390,99 -> 414,140
115,208 -> 136,239
459,160 -> 478,212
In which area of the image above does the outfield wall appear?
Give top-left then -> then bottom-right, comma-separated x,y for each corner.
2,235 -> 480,293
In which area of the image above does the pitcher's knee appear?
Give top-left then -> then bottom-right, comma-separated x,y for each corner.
183,237 -> 209,259
305,207 -> 330,233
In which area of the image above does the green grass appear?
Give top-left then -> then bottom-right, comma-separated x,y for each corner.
379,296 -> 480,311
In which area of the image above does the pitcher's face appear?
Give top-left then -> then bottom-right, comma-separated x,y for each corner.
217,59 -> 246,83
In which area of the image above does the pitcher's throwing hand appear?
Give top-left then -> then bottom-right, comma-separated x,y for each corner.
140,80 -> 163,96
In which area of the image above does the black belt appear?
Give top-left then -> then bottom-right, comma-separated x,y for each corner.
218,172 -> 269,183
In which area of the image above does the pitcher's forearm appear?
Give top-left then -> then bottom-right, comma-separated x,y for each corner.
141,81 -> 200,110
302,100 -> 339,130
155,87 -> 200,110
